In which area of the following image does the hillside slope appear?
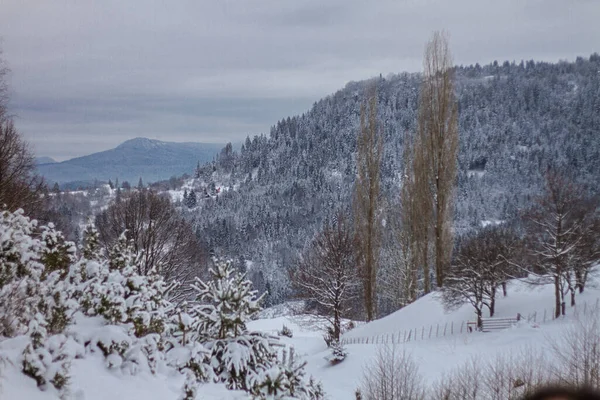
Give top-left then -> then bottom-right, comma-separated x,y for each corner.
249,275 -> 600,398
37,138 -> 223,186
193,55 -> 600,306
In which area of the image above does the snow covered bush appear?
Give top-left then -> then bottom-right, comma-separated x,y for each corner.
40,223 -> 76,278
188,259 -> 323,398
326,340 -> 347,365
279,324 -> 293,338
1,210 -> 324,399
253,348 -> 324,399
21,314 -> 79,393
0,209 -> 45,337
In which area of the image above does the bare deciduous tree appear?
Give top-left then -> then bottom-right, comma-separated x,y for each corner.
443,226 -> 522,328
415,31 -> 459,288
353,86 -> 383,321
96,190 -> 208,299
292,212 -> 359,342
0,50 -> 46,216
524,173 -> 593,318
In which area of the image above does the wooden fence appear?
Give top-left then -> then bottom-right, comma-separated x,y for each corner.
340,297 -> 600,346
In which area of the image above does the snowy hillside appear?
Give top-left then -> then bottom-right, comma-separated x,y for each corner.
249,275 -> 600,398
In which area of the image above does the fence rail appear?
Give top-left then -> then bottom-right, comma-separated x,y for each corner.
481,315 -> 520,332
340,297 -> 600,346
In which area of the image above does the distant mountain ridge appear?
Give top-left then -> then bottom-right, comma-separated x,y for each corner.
37,137 -> 224,186
35,156 -> 56,165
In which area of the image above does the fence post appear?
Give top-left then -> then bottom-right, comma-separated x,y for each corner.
460,321 -> 464,334
403,330 -> 407,342
443,322 -> 447,336
421,326 -> 424,340
451,321 -> 454,335
543,309 -> 547,323
436,324 -> 439,338
429,325 -> 432,339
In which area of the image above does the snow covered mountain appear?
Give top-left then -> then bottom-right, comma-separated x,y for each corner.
36,137 -> 223,186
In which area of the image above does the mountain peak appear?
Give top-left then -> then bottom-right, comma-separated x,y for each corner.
116,137 -> 164,150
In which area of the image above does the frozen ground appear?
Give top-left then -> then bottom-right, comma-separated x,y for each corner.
250,275 -> 600,398
3,275 -> 599,399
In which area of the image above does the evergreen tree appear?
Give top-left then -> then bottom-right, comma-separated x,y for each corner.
186,189 -> 197,208
82,220 -> 102,261
189,260 -> 323,397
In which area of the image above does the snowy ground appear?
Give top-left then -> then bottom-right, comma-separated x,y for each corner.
249,276 -> 600,399
3,276 -> 599,399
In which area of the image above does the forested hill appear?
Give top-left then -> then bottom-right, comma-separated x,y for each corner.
190,54 -> 600,307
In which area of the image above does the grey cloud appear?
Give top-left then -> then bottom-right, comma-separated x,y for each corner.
1,0 -> 599,160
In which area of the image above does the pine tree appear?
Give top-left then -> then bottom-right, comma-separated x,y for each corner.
189,260 -> 323,397
187,189 -> 197,208
40,223 -> 76,277
190,260 -> 263,340
82,220 -> 102,261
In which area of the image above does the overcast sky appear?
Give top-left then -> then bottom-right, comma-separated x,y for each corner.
1,0 -> 599,160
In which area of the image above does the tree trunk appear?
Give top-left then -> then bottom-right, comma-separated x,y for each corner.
334,308 -> 341,341
571,288 -> 576,307
476,308 -> 482,330
489,287 -> 496,317
502,281 -> 507,297
422,241 -> 430,294
554,275 -> 561,319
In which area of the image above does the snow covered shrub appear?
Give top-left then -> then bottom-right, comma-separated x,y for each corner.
252,347 -> 325,400
323,325 -> 335,347
81,220 -> 103,261
181,369 -> 199,400
40,271 -> 79,335
360,345 -> 425,400
0,209 -> 45,336
189,260 -> 324,398
40,223 -> 76,278
279,324 -> 293,338
73,230 -> 173,339
326,340 -> 347,365
344,320 -> 356,332
21,315 -> 74,392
